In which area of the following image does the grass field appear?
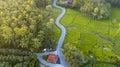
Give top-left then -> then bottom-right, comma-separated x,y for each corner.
58,7 -> 120,61
52,7 -> 61,48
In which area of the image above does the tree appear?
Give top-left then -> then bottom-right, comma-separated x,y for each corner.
63,43 -> 87,67
73,0 -> 84,8
80,0 -> 111,20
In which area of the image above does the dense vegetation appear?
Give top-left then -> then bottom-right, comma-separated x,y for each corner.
59,0 -> 120,20
1,0 -> 120,67
63,43 -> 86,67
106,0 -> 120,7
73,0 -> 111,20
0,0 -> 55,66
56,0 -> 120,66
59,8 -> 120,67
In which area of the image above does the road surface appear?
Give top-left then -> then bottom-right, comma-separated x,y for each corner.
53,0 -> 68,67
36,0 -> 68,67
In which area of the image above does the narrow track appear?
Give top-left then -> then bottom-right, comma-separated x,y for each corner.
36,0 -> 68,67
53,0 -> 68,67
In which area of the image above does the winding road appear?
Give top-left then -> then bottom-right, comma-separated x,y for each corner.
36,0 -> 67,67
53,0 -> 68,67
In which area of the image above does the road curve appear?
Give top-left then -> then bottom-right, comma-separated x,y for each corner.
36,0 -> 68,67
53,0 -> 68,67
36,53 -> 56,67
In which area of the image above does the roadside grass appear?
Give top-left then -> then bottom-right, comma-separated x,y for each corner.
60,7 -> 120,58
52,7 -> 61,48
84,63 -> 118,67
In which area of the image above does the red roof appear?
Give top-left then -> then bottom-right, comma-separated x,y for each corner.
47,54 -> 58,63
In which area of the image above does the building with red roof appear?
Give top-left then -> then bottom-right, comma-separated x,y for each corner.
47,54 -> 58,63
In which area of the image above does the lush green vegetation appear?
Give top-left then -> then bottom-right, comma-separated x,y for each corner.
1,0 -> 120,67
60,8 -> 120,67
0,0 -> 57,66
106,0 -> 120,7
63,43 -> 86,67
59,0 -> 120,20
55,0 -> 120,67
74,0 -> 111,19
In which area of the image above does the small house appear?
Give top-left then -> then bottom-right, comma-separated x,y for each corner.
47,54 -> 58,63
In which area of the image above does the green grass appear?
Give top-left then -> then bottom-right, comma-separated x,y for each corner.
84,63 -> 118,67
52,7 -> 61,48
53,5 -> 120,66
60,7 -> 120,60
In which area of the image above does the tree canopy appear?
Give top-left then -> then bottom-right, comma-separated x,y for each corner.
73,0 -> 111,20
106,0 -> 120,7
0,0 -> 55,66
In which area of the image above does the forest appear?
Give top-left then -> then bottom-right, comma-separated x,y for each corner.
0,0 -> 56,66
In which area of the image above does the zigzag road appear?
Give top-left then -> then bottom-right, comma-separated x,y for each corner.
36,0 -> 68,67
53,0 -> 68,67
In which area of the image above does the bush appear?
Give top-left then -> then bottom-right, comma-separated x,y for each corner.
63,43 -> 87,67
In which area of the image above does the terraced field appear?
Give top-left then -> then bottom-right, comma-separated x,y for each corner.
53,7 -> 120,67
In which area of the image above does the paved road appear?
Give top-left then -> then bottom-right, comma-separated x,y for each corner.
36,0 -> 68,67
53,0 -> 68,67
36,53 -> 56,67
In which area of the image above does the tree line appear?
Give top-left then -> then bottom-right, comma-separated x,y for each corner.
73,0 -> 111,20
59,0 -> 120,20
106,0 -> 120,7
